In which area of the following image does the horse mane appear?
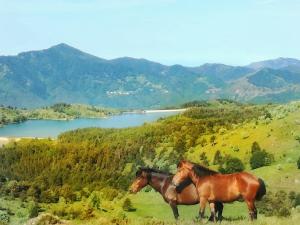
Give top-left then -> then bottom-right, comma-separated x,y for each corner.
175,177 -> 193,193
191,162 -> 218,177
136,167 -> 173,177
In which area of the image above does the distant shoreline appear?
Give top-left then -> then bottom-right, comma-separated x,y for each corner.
0,137 -> 19,147
0,136 -> 46,147
124,108 -> 187,114
145,108 -> 187,113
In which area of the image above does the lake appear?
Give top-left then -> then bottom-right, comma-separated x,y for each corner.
0,110 -> 182,138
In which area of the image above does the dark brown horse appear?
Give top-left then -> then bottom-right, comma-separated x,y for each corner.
171,160 -> 266,222
129,167 -> 224,220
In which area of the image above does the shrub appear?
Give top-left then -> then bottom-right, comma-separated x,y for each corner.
197,138 -> 207,147
250,141 -> 274,169
295,135 -> 300,143
51,201 -> 93,220
199,152 -> 209,166
213,150 -> 223,165
278,207 -> 291,217
59,184 -> 76,202
210,135 -> 216,146
101,187 -> 119,201
40,188 -> 59,203
293,193 -> 300,207
218,156 -> 245,174
297,157 -> 300,169
251,141 -> 261,153
232,146 -> 239,152
250,148 -> 274,169
257,190 -> 292,217
0,211 -> 9,224
27,185 -> 42,201
89,191 -> 101,209
28,201 -> 39,218
0,175 -> 6,183
122,198 -> 135,212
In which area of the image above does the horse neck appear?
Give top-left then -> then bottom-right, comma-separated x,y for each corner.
188,169 -> 199,185
148,173 -> 168,194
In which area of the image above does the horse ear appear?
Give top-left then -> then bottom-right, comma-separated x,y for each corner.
177,160 -> 185,168
135,165 -> 143,177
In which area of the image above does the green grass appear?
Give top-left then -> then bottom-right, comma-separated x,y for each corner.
0,197 -> 30,225
127,191 -> 250,221
252,163 -> 300,192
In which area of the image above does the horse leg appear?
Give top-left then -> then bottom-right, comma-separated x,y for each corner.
245,199 -> 256,221
169,202 -> 179,220
198,197 -> 208,222
215,201 -> 223,222
253,205 -> 257,219
208,202 -> 217,223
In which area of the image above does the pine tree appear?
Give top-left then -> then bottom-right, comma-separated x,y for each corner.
213,150 -> 223,165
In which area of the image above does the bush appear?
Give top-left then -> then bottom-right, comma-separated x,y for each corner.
251,141 -> 261,152
199,152 -> 209,166
122,198 -> 135,212
297,157 -> 300,169
40,188 -> 59,203
291,192 -> 300,207
28,201 -> 39,218
278,207 -> 291,217
0,211 -> 9,224
250,147 -> 274,169
100,188 -> 119,201
218,156 -> 245,174
89,191 -> 101,209
59,184 -> 76,202
51,201 -> 93,220
213,150 -> 223,165
257,190 -> 292,217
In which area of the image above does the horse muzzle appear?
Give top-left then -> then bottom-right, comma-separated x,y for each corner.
171,182 -> 179,189
128,186 -> 137,194
172,181 -> 185,193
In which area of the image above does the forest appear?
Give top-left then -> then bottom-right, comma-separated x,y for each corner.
0,103 -> 118,127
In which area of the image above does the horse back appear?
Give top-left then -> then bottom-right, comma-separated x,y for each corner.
198,172 -> 260,202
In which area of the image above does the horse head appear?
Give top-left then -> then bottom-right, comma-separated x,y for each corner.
129,167 -> 151,193
172,160 -> 218,189
172,160 -> 194,187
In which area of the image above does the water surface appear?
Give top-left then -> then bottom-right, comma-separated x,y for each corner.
0,111 -> 180,138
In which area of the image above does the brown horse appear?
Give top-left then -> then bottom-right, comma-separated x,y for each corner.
171,160 -> 266,222
129,167 -> 224,220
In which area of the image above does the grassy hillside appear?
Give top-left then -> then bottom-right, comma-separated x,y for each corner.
0,103 -> 118,127
0,101 -> 300,224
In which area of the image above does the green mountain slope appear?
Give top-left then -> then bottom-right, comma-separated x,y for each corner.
1,44 -> 300,108
0,44 -> 219,108
248,57 -> 300,70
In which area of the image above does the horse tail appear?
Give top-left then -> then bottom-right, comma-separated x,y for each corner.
255,178 -> 266,200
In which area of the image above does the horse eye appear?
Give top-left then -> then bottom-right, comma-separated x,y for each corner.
136,170 -> 142,177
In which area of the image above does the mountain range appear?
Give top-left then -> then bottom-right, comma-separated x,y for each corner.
1,43 -> 300,109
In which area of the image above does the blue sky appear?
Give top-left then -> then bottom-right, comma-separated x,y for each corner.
1,0 -> 299,66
